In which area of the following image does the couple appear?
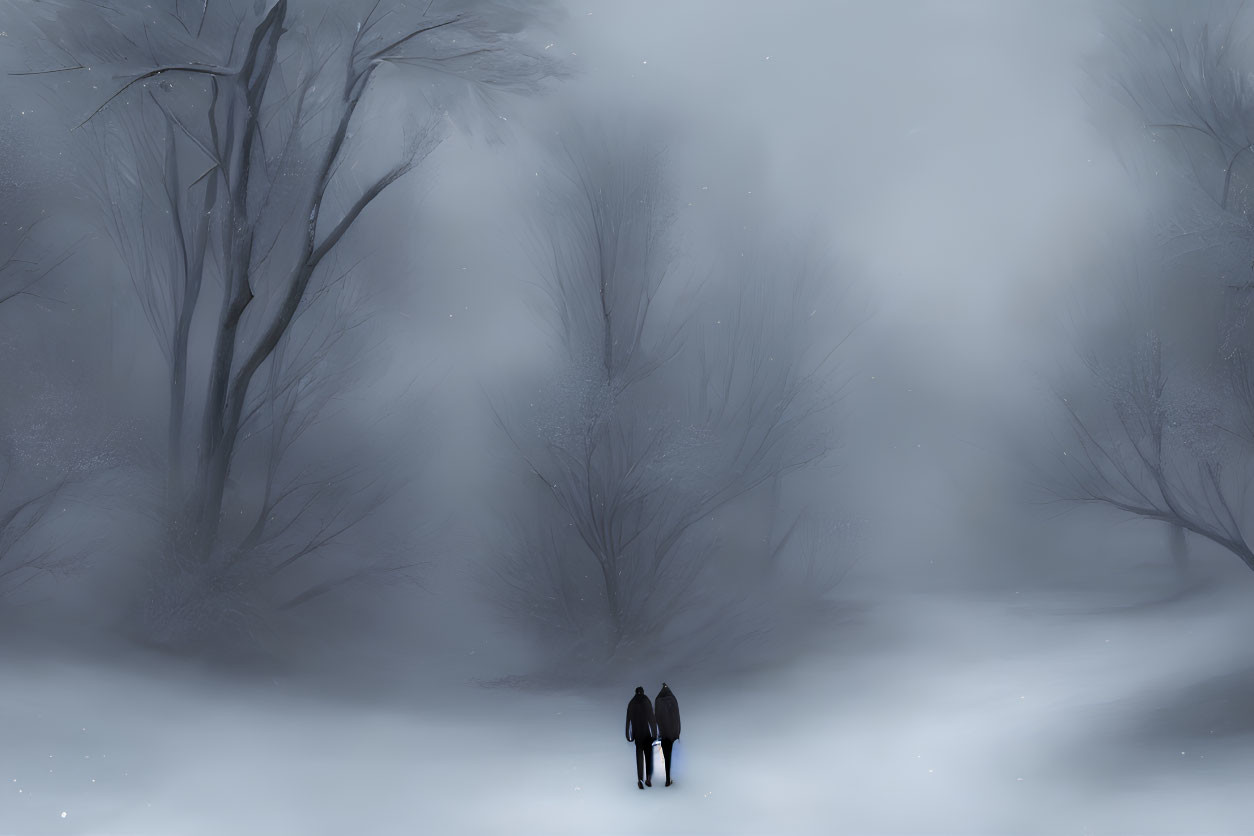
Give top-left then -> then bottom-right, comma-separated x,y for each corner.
624,683 -> 681,789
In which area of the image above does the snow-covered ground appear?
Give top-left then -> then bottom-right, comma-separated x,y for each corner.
4,583 -> 1254,835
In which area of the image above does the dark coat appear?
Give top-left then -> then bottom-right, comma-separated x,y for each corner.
654,685 -> 681,740
625,693 -> 657,743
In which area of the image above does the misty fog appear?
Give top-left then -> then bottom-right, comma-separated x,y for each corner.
2,1 -> 1252,834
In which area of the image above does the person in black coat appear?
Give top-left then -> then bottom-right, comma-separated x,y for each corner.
625,686 -> 657,788
654,682 -> 681,786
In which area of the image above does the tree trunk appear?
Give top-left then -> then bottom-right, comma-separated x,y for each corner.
1168,522 -> 1189,579
167,170 -> 218,508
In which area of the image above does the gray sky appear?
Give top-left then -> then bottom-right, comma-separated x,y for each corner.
404,0 -> 1141,425
549,0 -> 1135,377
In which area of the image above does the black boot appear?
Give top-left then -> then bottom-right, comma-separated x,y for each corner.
638,780 -> 644,789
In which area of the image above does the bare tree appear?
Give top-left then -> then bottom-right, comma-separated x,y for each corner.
0,217 -> 113,597
1056,317 -> 1254,569
18,0 -> 554,638
1056,5 -> 1254,576
0,230 -> 68,594
1110,4 -> 1254,215
492,136 -> 852,666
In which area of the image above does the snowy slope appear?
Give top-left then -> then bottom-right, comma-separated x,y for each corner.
3,587 -> 1253,835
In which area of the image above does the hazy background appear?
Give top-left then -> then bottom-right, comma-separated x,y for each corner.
3,0 -> 1252,833
406,0 -> 1148,595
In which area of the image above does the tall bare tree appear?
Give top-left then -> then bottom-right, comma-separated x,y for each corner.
1056,5 -> 1254,576
19,0 -> 553,635
492,137 -> 851,665
0,220 -> 99,597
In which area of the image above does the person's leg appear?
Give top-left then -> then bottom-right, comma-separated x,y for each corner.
635,743 -> 645,785
641,741 -> 653,785
661,739 -> 674,784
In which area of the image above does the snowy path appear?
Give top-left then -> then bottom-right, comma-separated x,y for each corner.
3,589 -> 1253,835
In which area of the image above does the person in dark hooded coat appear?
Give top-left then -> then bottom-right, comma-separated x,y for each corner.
625,686 -> 657,788
654,683 -> 681,786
